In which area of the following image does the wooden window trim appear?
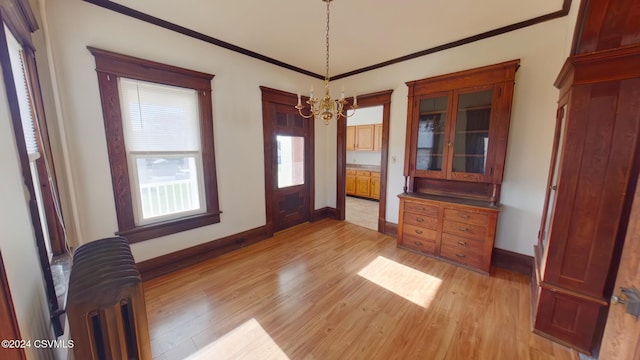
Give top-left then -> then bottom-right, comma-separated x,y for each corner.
89,47 -> 221,243
0,0 -> 65,337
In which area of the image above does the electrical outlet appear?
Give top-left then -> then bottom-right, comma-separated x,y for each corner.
391,156 -> 396,164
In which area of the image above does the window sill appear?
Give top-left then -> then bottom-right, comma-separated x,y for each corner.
116,212 -> 221,243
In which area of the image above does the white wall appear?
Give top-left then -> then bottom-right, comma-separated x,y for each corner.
39,0 -> 580,261
39,0 -> 332,262
331,12 -> 579,255
0,64 -> 56,360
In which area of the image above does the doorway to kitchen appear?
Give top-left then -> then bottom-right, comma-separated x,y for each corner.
345,106 -> 383,230
337,90 -> 392,233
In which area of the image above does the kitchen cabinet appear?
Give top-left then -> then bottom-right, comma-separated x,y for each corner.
374,123 -> 383,151
355,170 -> 371,197
346,170 -> 356,195
347,125 -> 377,151
371,172 -> 380,200
346,126 -> 356,151
346,169 -> 380,200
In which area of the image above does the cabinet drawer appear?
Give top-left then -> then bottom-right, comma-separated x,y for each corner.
403,201 -> 439,217
371,171 -> 381,178
403,224 -> 437,241
444,208 -> 488,227
403,212 -> 438,230
440,241 -> 484,269
441,233 -> 484,253
400,234 -> 436,255
347,169 -> 356,175
443,220 -> 486,241
356,170 -> 371,176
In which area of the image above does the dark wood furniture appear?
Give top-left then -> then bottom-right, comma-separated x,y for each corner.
531,41 -> 640,360
531,0 -> 640,354
398,194 -> 499,273
399,60 -> 519,274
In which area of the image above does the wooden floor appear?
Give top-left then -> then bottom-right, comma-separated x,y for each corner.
144,219 -> 578,360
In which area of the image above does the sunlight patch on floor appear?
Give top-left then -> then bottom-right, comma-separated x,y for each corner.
357,256 -> 442,307
185,318 -> 289,360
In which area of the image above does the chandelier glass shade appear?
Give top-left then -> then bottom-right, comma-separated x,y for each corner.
295,0 -> 358,124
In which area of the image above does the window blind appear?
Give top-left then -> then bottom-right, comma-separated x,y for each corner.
5,25 -> 39,159
119,78 -> 201,153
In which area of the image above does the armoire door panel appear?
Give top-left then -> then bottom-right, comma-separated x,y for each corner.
546,80 -> 640,297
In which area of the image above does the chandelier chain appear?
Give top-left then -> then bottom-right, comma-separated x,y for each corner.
294,0 -> 358,124
325,0 -> 330,81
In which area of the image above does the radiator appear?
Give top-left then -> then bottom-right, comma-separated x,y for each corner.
67,237 -> 151,360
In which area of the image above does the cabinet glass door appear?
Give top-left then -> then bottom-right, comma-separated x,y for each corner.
450,89 -> 493,176
541,106 -> 567,252
415,96 -> 448,172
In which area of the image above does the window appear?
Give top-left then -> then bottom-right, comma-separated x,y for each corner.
90,47 -> 221,243
1,0 -> 67,336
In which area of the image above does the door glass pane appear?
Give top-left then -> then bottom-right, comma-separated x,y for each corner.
277,135 -> 305,188
542,106 -> 567,251
416,96 -> 448,171
452,89 -> 493,174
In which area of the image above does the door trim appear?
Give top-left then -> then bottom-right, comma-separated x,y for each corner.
337,90 -> 393,232
260,86 -> 315,236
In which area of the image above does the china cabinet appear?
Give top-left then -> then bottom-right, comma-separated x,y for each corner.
399,60 -> 519,274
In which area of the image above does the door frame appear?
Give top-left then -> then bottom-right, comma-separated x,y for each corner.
337,90 -> 393,232
260,86 -> 315,237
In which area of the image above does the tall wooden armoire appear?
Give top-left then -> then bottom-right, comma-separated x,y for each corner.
532,0 -> 640,354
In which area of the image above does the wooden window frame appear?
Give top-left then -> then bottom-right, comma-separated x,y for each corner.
89,47 -> 221,243
0,0 -> 66,337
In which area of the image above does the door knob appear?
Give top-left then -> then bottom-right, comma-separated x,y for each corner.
611,286 -> 640,319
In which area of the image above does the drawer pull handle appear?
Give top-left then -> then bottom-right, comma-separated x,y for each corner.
419,207 -> 425,211
459,227 -> 468,232
460,215 -> 470,219
457,241 -> 467,246
414,241 -> 422,246
456,253 -> 465,258
416,218 -> 424,223
415,230 -> 423,235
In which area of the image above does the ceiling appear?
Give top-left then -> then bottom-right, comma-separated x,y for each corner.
103,0 -> 567,79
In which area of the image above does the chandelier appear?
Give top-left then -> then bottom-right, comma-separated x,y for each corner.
295,0 -> 358,125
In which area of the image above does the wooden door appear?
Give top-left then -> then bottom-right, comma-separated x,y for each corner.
599,175 -> 640,359
270,103 -> 311,232
346,171 -> 356,195
261,87 -> 314,235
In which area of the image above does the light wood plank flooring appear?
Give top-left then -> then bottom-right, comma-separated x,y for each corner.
143,219 -> 577,360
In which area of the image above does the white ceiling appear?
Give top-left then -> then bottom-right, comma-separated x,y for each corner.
110,0 -> 565,77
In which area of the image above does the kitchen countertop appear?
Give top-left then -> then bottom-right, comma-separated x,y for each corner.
346,164 -> 381,172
